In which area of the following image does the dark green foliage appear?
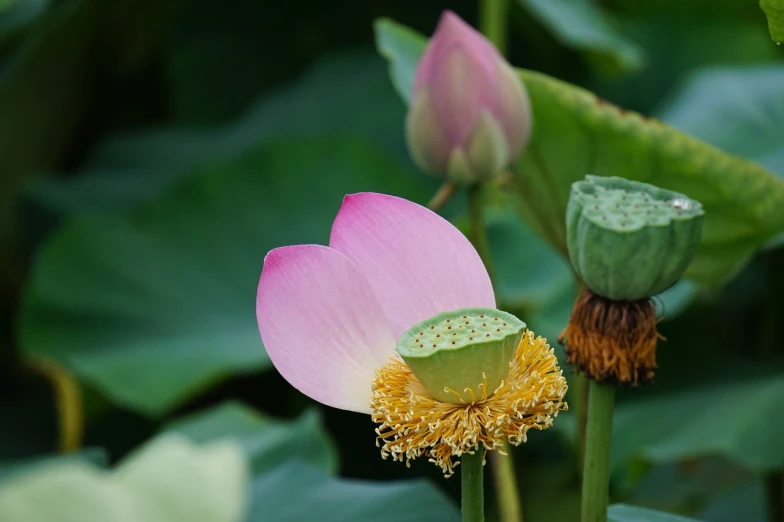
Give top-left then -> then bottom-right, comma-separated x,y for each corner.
1,0 -> 783,520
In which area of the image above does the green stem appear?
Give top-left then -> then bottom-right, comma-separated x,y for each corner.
492,448 -> 524,522
568,277 -> 588,482
462,450 -> 485,522
467,186 -> 517,521
767,471 -> 784,522
479,0 -> 509,54
428,182 -> 457,211
467,184 -> 495,283
581,381 -> 615,522
28,356 -> 83,453
573,372 -> 589,478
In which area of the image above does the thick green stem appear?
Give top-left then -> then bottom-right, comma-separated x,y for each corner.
479,0 -> 509,53
492,448 -> 524,522
767,471 -> 784,522
581,381 -> 615,522
573,372 -> 589,479
462,450 -> 485,522
569,278 -> 589,480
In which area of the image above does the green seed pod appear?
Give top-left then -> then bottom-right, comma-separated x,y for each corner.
566,175 -> 704,301
396,308 -> 525,404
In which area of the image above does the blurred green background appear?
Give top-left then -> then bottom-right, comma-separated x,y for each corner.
1,0 -> 784,521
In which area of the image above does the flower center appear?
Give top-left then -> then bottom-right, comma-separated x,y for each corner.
372,330 -> 569,476
396,307 -> 525,403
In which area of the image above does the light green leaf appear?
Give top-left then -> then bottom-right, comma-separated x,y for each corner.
247,461 -> 459,522
373,18 -> 784,288
0,448 -> 107,484
612,374 -> 784,472
608,504 -> 703,522
114,436 -> 248,522
19,137 -> 430,416
760,0 -> 784,42
165,402 -> 461,522
166,402 -> 338,474
658,65 -> 784,177
374,18 -> 425,105
519,0 -> 644,73
0,435 -> 248,522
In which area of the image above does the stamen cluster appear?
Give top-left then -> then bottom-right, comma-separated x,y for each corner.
371,331 -> 568,476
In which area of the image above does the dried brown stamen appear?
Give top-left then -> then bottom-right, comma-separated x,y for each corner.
559,287 -> 663,386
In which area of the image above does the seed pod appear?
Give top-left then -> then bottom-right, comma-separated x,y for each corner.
396,307 -> 525,403
566,175 -> 704,301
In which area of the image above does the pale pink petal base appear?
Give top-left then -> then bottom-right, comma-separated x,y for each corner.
330,193 -> 495,337
256,245 -> 396,413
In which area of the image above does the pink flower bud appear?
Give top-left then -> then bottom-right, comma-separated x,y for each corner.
406,11 -> 532,184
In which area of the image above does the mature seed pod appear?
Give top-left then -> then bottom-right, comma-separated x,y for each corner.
566,175 -> 704,301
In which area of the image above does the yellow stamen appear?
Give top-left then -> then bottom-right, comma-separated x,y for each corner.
371,330 -> 568,477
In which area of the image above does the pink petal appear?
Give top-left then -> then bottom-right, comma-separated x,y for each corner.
330,193 -> 495,337
413,11 -> 502,148
431,45 -> 498,147
414,11 -> 498,95
256,245 -> 396,414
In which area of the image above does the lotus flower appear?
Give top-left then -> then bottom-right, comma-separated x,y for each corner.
406,11 -> 532,184
256,193 -> 566,475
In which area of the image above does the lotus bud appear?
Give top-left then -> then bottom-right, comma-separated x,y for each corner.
406,11 -> 532,185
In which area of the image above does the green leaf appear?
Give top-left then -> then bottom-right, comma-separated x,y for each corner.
519,0 -> 644,73
374,18 -> 425,105
27,52 -> 413,217
658,66 -> 784,178
0,0 -> 48,43
697,477 -> 766,522
512,69 -> 784,287
372,18 -> 784,288
760,0 -> 784,42
0,0 -> 97,243
166,402 -> 338,474
0,435 -> 248,522
612,373 -> 784,472
19,137 -> 430,416
591,8 -> 778,113
0,0 -> 177,243
608,504 -> 703,522
487,207 -> 572,309
0,448 -> 107,484
247,461 -> 459,522
165,402 -> 461,522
